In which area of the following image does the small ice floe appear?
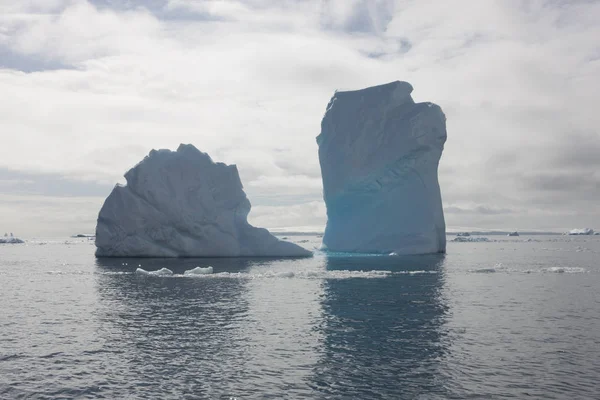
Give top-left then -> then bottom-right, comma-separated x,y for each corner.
135,267 -> 173,276
470,263 -> 503,273
543,267 -> 586,274
402,270 -> 438,275
575,246 -> 590,252
451,236 -> 490,242
183,266 -> 214,276
470,268 -> 497,273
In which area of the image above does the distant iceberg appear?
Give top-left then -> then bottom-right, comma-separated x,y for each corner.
95,144 -> 312,258
507,231 -> 519,237
317,81 -> 447,255
456,232 -> 471,237
1,233 -> 24,244
0,237 -> 24,244
567,228 -> 594,236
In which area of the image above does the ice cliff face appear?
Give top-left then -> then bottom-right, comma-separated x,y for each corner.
95,144 -> 311,257
317,81 -> 447,255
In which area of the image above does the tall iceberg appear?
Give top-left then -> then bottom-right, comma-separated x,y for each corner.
95,144 -> 311,258
317,81 -> 447,255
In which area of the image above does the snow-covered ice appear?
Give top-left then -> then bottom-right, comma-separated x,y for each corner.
567,228 -> 594,235
317,81 -> 447,255
451,237 -> 491,242
184,266 -> 214,276
95,144 -> 312,258
136,267 -> 174,276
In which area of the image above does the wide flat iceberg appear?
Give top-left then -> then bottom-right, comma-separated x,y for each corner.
317,81 -> 447,255
567,228 -> 594,235
1,233 -> 24,244
95,144 -> 311,258
0,237 -> 24,244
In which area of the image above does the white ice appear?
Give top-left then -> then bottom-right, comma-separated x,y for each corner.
136,267 -> 174,276
183,266 -> 214,276
567,228 -> 594,235
95,144 -> 312,258
451,237 -> 490,242
317,81 -> 446,255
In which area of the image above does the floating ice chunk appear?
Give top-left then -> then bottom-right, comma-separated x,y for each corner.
470,268 -> 497,273
135,267 -> 173,276
406,270 -> 437,275
184,266 -> 214,276
543,267 -> 586,273
152,268 -> 174,276
317,81 -> 447,255
451,236 -> 490,242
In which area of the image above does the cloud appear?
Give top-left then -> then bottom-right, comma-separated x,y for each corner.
0,167 -> 114,196
248,200 -> 326,231
445,206 -> 515,216
0,0 -> 599,234
0,193 -> 104,236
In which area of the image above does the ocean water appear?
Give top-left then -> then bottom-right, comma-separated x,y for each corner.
1,235 -> 599,399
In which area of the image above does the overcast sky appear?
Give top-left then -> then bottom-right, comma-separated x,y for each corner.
1,0 -> 599,236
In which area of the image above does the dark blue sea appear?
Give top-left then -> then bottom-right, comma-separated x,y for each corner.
1,235 -> 599,399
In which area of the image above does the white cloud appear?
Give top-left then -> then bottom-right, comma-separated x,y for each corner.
0,0 -> 599,234
248,200 -> 326,231
0,193 -> 104,236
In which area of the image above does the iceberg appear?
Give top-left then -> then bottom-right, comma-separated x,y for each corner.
1,233 -> 24,244
0,237 -> 24,244
568,228 -> 594,235
507,231 -> 519,237
316,81 -> 447,255
95,144 -> 312,258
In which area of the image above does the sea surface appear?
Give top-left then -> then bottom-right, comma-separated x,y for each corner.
1,235 -> 599,399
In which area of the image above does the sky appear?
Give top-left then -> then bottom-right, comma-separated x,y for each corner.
0,0 -> 599,236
